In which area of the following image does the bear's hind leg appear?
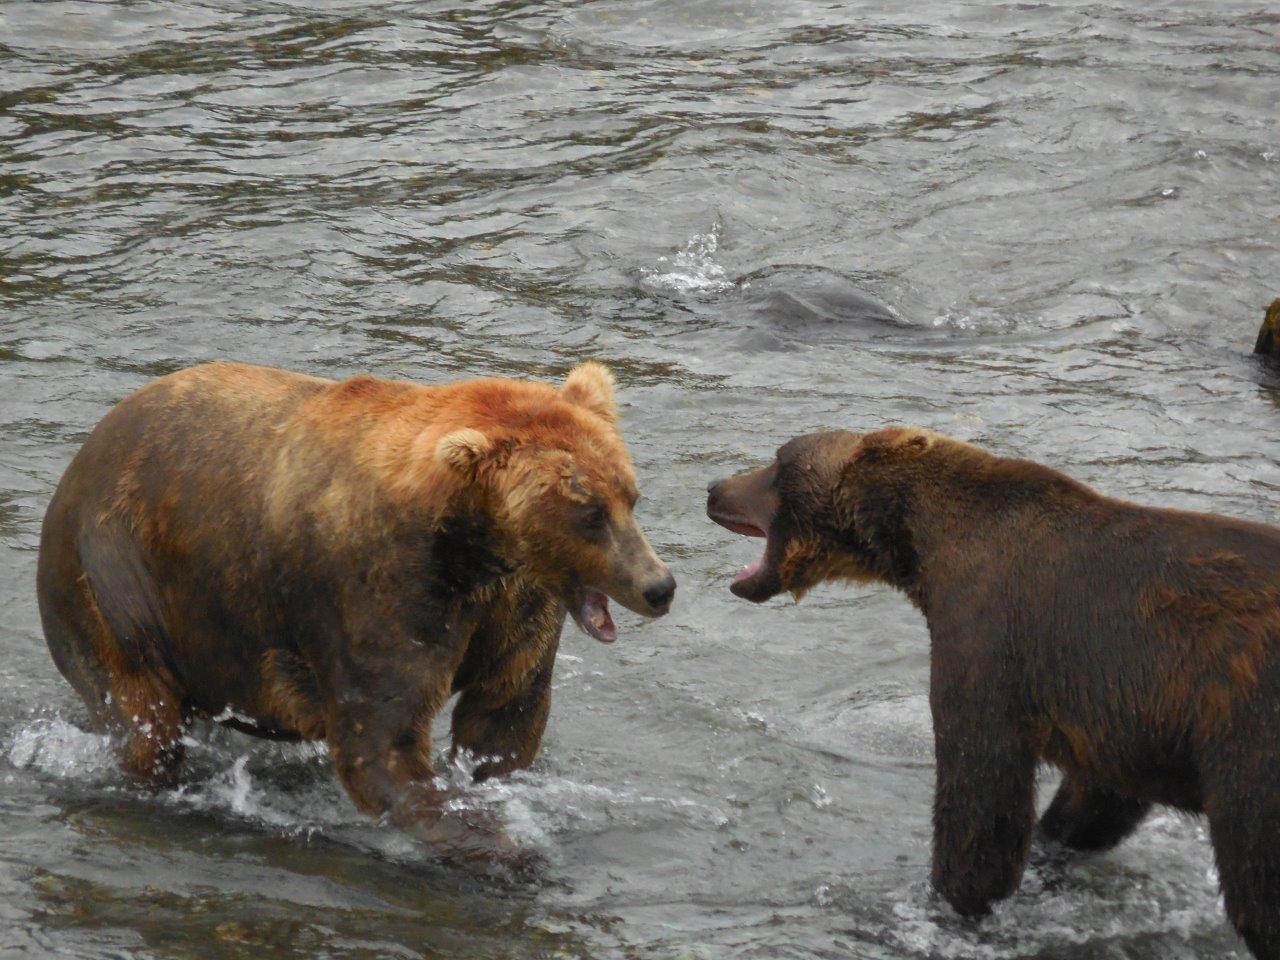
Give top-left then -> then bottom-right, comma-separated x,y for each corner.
60,524 -> 190,787
1039,775 -> 1151,852
1204,723 -> 1280,960
112,673 -> 188,787
1208,795 -> 1280,959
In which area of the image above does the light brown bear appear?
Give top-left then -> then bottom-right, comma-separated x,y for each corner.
37,361 -> 674,856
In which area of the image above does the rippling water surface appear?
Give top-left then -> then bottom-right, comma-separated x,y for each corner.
2,2 -> 1278,957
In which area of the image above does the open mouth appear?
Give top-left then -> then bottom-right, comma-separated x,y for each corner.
572,588 -> 617,643
707,509 -> 782,602
733,554 -> 767,588
728,538 -> 778,600
715,517 -> 765,539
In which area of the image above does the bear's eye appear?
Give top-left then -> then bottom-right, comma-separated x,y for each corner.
579,503 -> 608,532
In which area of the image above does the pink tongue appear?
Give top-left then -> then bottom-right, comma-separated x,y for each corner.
733,556 -> 765,585
583,590 -> 617,642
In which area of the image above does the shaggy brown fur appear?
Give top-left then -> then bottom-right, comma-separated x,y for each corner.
1253,297 -> 1280,361
708,427 -> 1280,960
38,361 -> 674,859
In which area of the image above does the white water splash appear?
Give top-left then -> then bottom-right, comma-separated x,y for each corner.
5,715 -> 352,835
639,225 -> 733,295
5,716 -> 725,860
883,879 -> 1215,959
929,310 -> 1020,335
876,813 -> 1228,959
455,753 -> 731,849
7,717 -> 117,780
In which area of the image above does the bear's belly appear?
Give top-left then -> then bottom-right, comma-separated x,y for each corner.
1041,728 -> 1205,812
171,631 -> 327,743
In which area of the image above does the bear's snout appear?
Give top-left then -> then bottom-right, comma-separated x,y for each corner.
705,478 -> 735,523
642,572 -> 677,615
706,470 -> 773,540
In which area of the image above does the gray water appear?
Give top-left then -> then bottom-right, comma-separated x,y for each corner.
2,2 -> 1278,957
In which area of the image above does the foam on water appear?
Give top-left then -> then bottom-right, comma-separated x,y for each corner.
868,812 -> 1234,960
5,714 -> 361,837
4,713 -> 725,864
928,310 -> 1020,335
7,716 -> 118,782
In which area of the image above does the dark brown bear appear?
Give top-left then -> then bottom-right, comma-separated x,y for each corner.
38,360 -> 674,858
707,427 -> 1280,959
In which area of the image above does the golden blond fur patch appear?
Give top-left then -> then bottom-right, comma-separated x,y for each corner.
436,428 -> 494,473
781,537 -> 880,601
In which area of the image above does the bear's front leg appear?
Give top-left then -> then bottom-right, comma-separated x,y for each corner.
931,725 -> 1037,917
450,638 -> 556,782
929,656 -> 1037,918
321,645 -> 516,862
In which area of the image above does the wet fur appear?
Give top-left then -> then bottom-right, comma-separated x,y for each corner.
37,361 -> 638,837
717,427 -> 1280,959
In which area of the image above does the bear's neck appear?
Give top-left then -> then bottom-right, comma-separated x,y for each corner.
889,460 -> 1100,607
425,506 -> 518,601
841,506 -> 922,599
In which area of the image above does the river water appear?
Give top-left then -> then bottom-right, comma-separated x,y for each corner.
2,2 -> 1278,958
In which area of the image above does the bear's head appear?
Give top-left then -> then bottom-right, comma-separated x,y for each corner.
433,362 -> 675,642
706,427 -> 949,603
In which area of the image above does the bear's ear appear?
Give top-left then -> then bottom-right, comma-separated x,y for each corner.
436,428 -> 495,475
562,361 -> 617,423
851,427 -> 933,466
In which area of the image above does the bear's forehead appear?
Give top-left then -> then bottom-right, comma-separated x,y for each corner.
779,430 -> 857,466
525,403 -> 639,496
534,437 -> 637,501
578,464 -> 639,502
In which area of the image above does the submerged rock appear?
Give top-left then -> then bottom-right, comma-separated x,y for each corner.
1253,298 -> 1280,360
733,264 -> 906,330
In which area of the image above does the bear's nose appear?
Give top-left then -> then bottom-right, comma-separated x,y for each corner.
706,478 -> 727,513
642,573 -> 677,614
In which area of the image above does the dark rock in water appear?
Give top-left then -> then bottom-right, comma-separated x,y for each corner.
1253,298 -> 1280,361
733,265 -> 907,330
642,260 -> 929,351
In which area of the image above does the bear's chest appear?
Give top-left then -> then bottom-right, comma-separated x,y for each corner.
422,511 -> 514,601
450,578 -> 565,695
